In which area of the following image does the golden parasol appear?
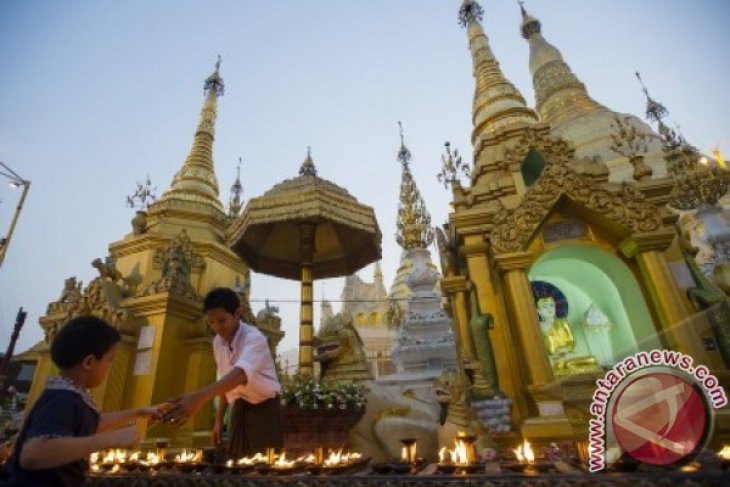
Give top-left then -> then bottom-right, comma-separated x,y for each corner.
228,150 -> 381,376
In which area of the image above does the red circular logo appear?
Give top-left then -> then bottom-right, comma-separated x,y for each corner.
611,371 -> 708,465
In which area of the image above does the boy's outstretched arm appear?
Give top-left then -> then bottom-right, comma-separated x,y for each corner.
19,425 -> 138,470
97,403 -> 170,432
164,368 -> 247,425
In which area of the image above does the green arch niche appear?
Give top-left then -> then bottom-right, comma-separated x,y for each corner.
529,244 -> 661,367
521,148 -> 546,187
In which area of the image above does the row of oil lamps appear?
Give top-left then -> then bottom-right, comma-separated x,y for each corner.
89,446 -> 365,475
90,439 -> 730,475
393,435 -> 543,474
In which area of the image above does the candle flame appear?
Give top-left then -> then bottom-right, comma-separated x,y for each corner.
718,445 -> 730,460
513,440 -> 535,464
454,439 -> 469,465
238,452 -> 267,465
273,451 -> 295,468
174,449 -> 202,463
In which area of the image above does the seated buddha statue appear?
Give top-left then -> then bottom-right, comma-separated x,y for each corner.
535,296 -> 600,375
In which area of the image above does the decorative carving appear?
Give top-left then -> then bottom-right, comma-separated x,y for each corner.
636,71 -> 730,209
43,277 -> 129,344
491,159 -> 664,253
609,114 -> 653,181
437,142 -> 471,190
501,127 -> 575,170
140,230 -> 203,301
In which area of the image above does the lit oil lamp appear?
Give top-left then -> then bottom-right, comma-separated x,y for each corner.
437,433 -> 481,474
436,446 -> 457,474
174,449 -> 203,473
718,445 -> 730,470
399,438 -> 417,464
505,439 -> 551,473
271,450 -> 298,475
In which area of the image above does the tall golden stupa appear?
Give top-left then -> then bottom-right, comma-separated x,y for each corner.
437,0 -> 730,450
23,60 -> 283,447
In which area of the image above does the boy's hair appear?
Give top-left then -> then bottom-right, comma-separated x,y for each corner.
50,316 -> 121,369
203,287 -> 240,314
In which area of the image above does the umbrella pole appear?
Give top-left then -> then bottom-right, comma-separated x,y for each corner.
299,223 -> 315,377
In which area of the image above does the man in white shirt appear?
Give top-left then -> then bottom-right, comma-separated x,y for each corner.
164,288 -> 283,456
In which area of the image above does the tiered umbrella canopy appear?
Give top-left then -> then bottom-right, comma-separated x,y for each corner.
228,151 -> 381,376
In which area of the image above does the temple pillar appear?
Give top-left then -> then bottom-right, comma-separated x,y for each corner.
440,275 -> 474,360
621,230 -> 712,365
464,236 -> 529,422
94,334 -> 136,412
183,336 -> 217,447
493,251 -> 554,387
122,292 -> 205,446
494,250 -> 575,441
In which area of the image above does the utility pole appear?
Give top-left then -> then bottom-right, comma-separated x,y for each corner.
0,161 -> 31,268
0,307 -> 27,386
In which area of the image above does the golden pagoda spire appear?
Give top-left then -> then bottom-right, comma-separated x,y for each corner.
157,56 -> 225,214
395,122 -> 434,250
459,0 -> 537,144
519,2 -> 606,125
228,156 -> 244,218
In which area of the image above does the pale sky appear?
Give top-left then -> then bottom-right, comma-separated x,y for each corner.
1,0 -> 728,357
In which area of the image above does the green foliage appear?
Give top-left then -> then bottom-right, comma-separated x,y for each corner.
280,376 -> 368,411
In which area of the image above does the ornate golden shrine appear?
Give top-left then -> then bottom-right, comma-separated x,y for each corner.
436,0 -> 730,451
23,60 -> 283,447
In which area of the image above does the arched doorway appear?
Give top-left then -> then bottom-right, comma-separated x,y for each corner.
529,244 -> 661,371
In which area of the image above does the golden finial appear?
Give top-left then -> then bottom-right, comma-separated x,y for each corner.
395,124 -> 434,250
299,146 -> 318,177
204,55 -> 225,96
459,0 -> 484,28
397,121 -> 412,166
635,71 -> 668,124
518,0 -> 541,39
228,156 -> 244,218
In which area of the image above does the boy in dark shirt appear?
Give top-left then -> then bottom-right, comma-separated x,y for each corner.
6,316 -> 166,486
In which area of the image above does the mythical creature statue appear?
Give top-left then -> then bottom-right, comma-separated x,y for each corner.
91,257 -> 123,282
433,368 -> 495,451
385,299 -> 404,327
435,226 -> 457,277
314,312 -> 373,384
57,277 -> 83,305
463,282 -> 498,400
679,224 -> 730,367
